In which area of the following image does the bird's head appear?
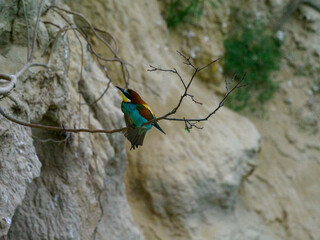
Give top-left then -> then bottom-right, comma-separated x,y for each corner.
116,86 -> 145,104
116,86 -> 132,103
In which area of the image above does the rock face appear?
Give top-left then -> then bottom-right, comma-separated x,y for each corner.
0,0 -> 319,240
126,108 -> 261,240
0,0 -> 142,239
240,2 -> 320,239
63,1 -> 262,239
0,122 -> 41,236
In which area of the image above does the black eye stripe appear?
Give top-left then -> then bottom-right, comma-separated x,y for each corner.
124,92 -> 131,99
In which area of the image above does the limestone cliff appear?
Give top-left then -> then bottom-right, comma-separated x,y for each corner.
0,1 -> 142,239
0,0 -> 319,240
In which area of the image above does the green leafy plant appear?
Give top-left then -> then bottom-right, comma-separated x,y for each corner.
166,0 -> 220,29
224,23 -> 282,112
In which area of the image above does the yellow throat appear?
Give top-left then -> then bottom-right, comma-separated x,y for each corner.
122,93 -> 131,102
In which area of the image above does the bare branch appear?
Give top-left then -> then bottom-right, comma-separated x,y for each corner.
198,58 -> 220,71
46,5 -> 130,87
0,0 -> 49,96
0,74 -> 17,95
163,72 -> 247,122
184,119 -> 203,131
22,0 -> 31,60
148,65 -> 186,88
15,62 -> 49,78
80,79 -> 112,106
141,51 -> 246,131
44,6 -> 132,90
0,63 -> 49,95
93,191 -> 105,240
32,134 -> 71,143
303,0 -> 320,12
0,107 -> 125,134
43,20 -> 61,29
186,94 -> 202,105
89,27 -> 119,54
176,50 -> 197,69
29,0 -> 46,62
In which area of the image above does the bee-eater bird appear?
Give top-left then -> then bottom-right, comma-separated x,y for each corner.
116,86 -> 165,150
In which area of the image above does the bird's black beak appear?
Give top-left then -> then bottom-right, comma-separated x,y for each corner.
116,86 -> 132,101
116,86 -> 125,94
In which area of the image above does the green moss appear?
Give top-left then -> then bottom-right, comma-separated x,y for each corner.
165,0 -> 220,29
224,23 -> 282,111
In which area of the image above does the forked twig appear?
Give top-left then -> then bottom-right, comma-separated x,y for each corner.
22,0 -> 31,60
0,0 -> 48,96
29,0 -> 46,62
142,51 -> 246,131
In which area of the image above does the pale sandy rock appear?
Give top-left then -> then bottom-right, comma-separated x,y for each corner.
0,1 -> 142,239
0,122 -> 41,236
126,92 -> 262,239
1,0 -> 319,239
0,1 -> 18,46
65,1 -> 262,240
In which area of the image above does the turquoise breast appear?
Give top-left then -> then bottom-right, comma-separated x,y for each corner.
122,103 -> 152,130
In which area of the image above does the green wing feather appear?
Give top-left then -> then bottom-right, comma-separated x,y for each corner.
136,104 -> 166,134
121,103 -> 149,150
136,104 -> 154,120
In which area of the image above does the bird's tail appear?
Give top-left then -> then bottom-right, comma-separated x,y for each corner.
152,122 -> 166,135
123,127 -> 149,150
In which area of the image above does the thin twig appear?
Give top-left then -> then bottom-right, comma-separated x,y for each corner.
186,94 -> 202,105
164,72 -> 247,122
185,119 -> 204,130
0,107 -> 125,134
0,0 -> 48,96
141,51 -> 245,131
0,74 -> 17,95
15,62 -> 49,78
29,0 -> 46,62
198,58 -> 220,71
303,0 -> 320,12
80,79 -> 112,105
22,0 -> 31,60
32,134 -> 70,143
148,65 -> 186,88
44,22 -> 130,69
93,191 -> 105,240
0,63 -> 49,95
177,50 -> 197,69
89,27 -> 119,54
46,5 -> 130,87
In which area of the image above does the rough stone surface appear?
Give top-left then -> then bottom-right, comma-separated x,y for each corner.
0,0 -> 319,240
0,0 -> 142,239
0,122 -> 41,237
0,0 -> 18,46
65,0 -> 262,239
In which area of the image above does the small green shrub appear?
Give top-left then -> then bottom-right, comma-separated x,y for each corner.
224,23 -> 282,112
165,0 -> 220,29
